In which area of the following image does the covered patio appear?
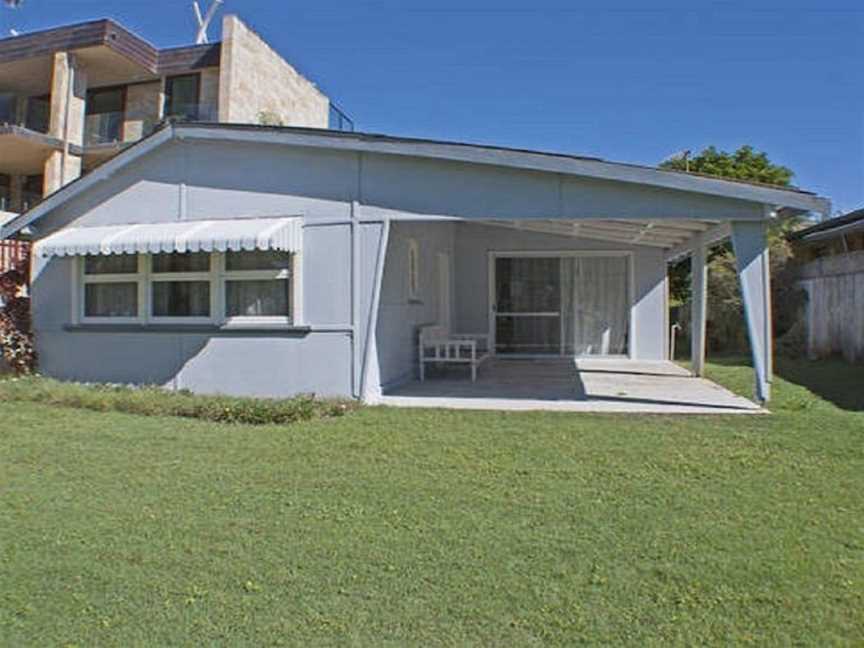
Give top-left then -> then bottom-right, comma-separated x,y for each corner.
380,357 -> 761,414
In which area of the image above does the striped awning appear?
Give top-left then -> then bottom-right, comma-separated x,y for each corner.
34,217 -> 303,258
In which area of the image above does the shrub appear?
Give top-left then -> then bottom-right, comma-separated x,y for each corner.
0,376 -> 357,426
0,252 -> 36,375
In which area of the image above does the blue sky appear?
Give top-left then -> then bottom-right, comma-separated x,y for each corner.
2,0 -> 861,213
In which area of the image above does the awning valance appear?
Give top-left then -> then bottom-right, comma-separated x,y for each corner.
35,217 -> 303,258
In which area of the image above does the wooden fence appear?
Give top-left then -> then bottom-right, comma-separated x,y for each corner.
796,250 -> 864,363
0,240 -> 30,274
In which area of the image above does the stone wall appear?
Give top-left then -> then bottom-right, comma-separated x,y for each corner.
796,250 -> 864,362
217,15 -> 329,127
124,81 -> 161,142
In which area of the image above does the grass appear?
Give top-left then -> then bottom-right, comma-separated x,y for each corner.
0,376 -> 355,425
1,359 -> 862,646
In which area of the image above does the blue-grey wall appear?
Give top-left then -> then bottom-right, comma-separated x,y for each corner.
376,221 -> 455,389
27,136 -> 765,398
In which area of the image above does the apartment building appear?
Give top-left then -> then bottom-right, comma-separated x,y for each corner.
0,14 -> 352,220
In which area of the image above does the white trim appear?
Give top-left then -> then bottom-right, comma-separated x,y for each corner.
488,250 -> 636,360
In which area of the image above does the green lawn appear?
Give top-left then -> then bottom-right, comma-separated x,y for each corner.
1,360 -> 863,646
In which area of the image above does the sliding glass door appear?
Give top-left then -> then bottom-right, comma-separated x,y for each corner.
492,254 -> 630,357
494,257 -> 562,354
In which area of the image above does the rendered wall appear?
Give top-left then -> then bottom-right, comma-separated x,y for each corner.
28,136 -> 772,397
376,221 -> 456,388
217,16 -> 329,128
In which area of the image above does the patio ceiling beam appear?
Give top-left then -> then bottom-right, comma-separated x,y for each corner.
617,219 -> 718,232
665,223 -> 732,262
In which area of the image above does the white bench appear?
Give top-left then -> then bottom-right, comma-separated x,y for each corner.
418,325 -> 490,382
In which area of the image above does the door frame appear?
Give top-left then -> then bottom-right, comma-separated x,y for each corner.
487,250 -> 636,359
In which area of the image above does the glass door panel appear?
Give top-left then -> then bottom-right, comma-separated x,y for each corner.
494,257 -> 561,355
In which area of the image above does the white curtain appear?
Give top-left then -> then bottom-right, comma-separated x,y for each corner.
562,257 -> 629,356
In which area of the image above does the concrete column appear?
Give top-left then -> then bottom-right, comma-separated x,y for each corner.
690,233 -> 708,376
45,52 -> 86,194
731,221 -> 773,403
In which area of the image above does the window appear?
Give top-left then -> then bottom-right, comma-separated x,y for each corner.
150,252 -> 212,321
224,251 -> 292,320
78,251 -> 295,326
164,74 -> 200,121
85,86 -> 125,144
407,239 -> 420,301
82,254 -> 141,321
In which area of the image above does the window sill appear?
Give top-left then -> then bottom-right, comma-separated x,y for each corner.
64,323 -> 312,335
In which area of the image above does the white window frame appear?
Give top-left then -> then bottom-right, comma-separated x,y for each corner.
407,238 -> 420,302
75,250 -> 300,327
78,254 -> 146,325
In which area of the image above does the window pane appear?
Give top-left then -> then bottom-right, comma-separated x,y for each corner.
84,255 -> 138,275
152,281 -> 210,317
85,282 -> 138,317
164,74 -> 200,119
152,252 -> 210,273
226,250 -> 292,272
86,87 -> 124,115
226,280 -> 290,317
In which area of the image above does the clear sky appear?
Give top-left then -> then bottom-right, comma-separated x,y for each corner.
2,0 -> 861,213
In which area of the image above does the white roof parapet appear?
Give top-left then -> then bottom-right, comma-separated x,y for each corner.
33,217 -> 303,258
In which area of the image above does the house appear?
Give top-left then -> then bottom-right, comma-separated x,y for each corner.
0,122 -> 829,405
788,210 -> 864,362
0,14 -> 352,252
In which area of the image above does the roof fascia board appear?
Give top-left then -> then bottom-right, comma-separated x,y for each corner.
1,126 -> 174,239
178,126 -> 831,214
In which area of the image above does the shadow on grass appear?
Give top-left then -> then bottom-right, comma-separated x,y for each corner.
709,354 -> 864,412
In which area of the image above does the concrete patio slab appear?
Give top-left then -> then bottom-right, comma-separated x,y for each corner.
379,358 -> 763,414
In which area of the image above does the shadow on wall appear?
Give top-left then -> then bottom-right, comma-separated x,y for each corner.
710,355 -> 864,412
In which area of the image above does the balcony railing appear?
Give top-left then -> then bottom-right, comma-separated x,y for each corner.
164,102 -> 218,123
0,188 -> 11,212
0,93 -> 15,124
84,111 -> 124,145
24,98 -> 50,134
328,103 -> 354,132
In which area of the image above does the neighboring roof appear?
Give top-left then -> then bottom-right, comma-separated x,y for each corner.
788,208 -> 864,243
0,19 -> 220,74
1,121 -> 832,240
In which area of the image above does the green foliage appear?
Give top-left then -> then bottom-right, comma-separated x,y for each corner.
257,110 -> 284,126
663,146 -> 807,353
0,376 -> 356,425
0,247 -> 36,374
660,145 -> 794,187
1,359 -> 862,645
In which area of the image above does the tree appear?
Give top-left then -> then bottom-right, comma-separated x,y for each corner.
662,146 -> 806,355
660,145 -> 793,187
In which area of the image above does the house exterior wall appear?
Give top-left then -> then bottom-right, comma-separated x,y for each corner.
27,136 -> 773,398
217,16 -> 329,128
376,221 -> 456,388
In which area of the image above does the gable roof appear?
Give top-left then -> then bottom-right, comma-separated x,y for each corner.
1,122 -> 832,240
787,208 -> 864,242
